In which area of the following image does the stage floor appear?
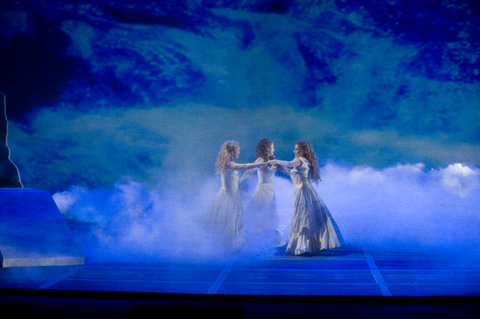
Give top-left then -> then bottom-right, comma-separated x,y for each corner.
1,246 -> 479,296
2,246 -> 480,318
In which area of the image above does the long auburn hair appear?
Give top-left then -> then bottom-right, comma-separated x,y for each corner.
214,140 -> 239,174
253,138 -> 273,162
296,140 -> 321,183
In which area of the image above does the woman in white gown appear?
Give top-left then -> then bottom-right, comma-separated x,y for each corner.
270,140 -> 344,255
239,139 -> 289,248
203,140 -> 266,250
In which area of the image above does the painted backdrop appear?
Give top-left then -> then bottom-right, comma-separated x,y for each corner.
1,0 -> 479,262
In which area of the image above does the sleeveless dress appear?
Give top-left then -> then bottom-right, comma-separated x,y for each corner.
203,169 -> 244,250
245,158 -> 286,248
286,157 -> 344,255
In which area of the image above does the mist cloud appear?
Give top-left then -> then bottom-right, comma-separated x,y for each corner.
53,162 -> 480,263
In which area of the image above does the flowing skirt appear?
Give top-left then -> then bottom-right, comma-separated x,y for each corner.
203,188 -> 244,250
246,183 -> 287,248
286,187 -> 343,255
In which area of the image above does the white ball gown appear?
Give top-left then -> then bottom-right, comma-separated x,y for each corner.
203,169 -> 244,250
286,157 -> 344,255
245,158 -> 286,248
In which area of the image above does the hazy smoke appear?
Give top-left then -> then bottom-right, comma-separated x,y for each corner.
53,162 -> 480,263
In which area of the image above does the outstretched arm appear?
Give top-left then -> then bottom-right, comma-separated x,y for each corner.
270,158 -> 302,168
229,161 -> 265,170
239,168 -> 256,183
275,164 -> 290,175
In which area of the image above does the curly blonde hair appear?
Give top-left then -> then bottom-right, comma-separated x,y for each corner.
296,140 -> 321,183
214,140 -> 239,174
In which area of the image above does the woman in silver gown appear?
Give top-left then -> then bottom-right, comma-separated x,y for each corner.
239,139 -> 288,248
203,140 -> 266,250
270,140 -> 344,255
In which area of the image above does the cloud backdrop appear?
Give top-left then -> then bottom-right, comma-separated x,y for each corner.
1,1 -> 479,261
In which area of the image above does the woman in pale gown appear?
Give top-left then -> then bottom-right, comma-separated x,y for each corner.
270,140 -> 344,255
239,139 -> 289,248
203,140 -> 266,250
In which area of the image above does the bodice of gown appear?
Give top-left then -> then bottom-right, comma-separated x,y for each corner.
221,169 -> 239,193
255,158 -> 276,185
290,157 -> 312,190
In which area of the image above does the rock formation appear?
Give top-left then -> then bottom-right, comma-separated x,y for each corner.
0,93 -> 22,188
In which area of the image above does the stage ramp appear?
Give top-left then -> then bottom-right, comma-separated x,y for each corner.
0,188 -> 84,267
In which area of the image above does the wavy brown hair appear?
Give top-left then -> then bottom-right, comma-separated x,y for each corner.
253,138 -> 273,162
296,140 -> 321,183
214,140 -> 239,174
